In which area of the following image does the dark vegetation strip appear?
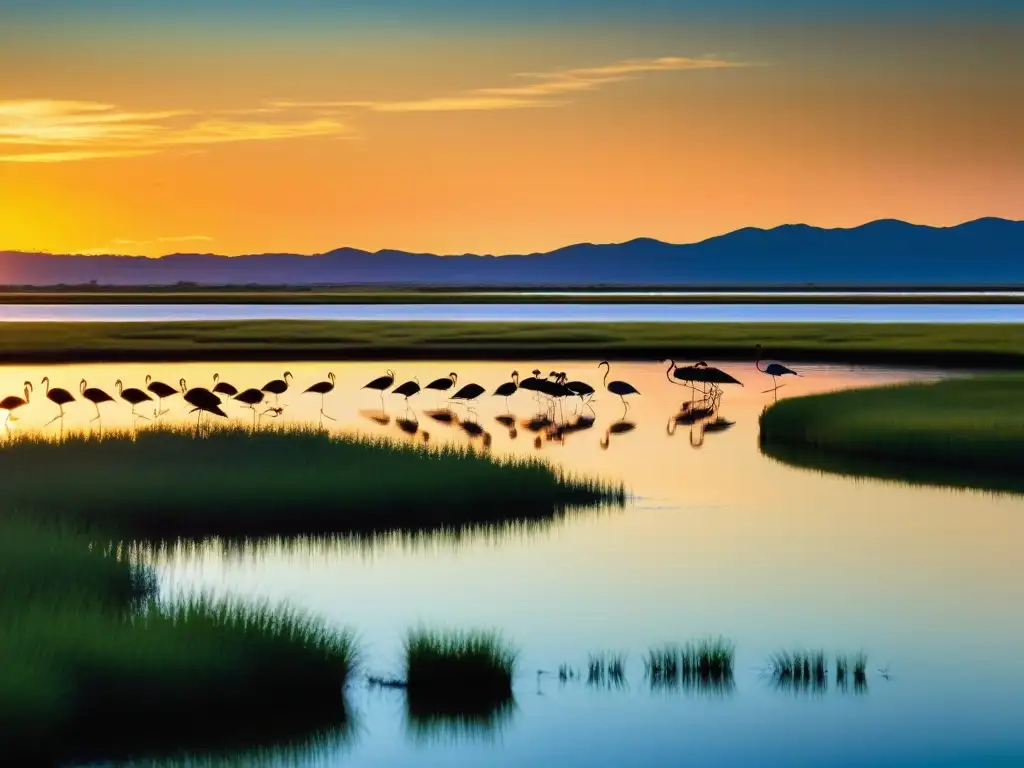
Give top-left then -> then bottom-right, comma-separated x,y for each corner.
4,288 -> 1024,304
1,321 -> 1023,367
759,375 -> 1024,493
0,518 -> 357,764
0,425 -> 624,539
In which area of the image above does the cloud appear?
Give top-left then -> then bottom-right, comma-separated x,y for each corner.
0,148 -> 158,163
157,235 -> 214,243
0,99 -> 353,162
270,55 -> 746,114
1,55 -> 745,162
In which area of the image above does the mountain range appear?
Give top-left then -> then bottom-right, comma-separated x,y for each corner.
2,218 -> 1022,287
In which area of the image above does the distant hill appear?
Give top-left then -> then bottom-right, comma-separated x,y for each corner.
2,218 -> 1022,287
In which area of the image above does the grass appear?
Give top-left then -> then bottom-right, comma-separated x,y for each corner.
644,638 -> 735,694
403,628 -> 518,713
0,517 -> 358,764
587,651 -> 628,688
0,320 -> 1023,366
765,649 -> 868,696
0,424 -> 623,538
759,375 -> 1024,493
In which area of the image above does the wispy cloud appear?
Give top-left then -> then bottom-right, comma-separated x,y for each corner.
1,55 -> 746,162
0,149 -> 158,163
273,55 -> 746,114
157,235 -> 214,243
0,100 -> 353,163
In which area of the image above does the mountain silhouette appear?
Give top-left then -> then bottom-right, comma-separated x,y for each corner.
2,218 -> 1021,287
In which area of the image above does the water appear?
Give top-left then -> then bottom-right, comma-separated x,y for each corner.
8,360 -> 1021,767
4,302 -> 1024,323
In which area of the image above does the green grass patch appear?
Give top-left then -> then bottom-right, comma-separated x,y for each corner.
404,628 -> 518,713
0,320 -> 1022,366
0,424 -> 623,538
759,375 -> 1024,494
0,518 -> 357,763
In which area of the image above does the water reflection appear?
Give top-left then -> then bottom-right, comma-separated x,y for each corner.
405,695 -> 518,747
6,360 -> 1023,766
81,707 -> 356,767
761,439 -> 1024,496
600,420 -> 636,450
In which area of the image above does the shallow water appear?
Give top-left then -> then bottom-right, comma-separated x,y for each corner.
4,302 -> 1024,323
7,360 -> 1021,767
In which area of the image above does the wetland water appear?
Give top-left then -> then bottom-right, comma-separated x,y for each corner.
4,302 -> 1024,323
5,361 -> 1021,767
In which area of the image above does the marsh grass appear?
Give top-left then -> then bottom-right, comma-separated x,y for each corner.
765,650 -> 829,695
586,651 -> 628,689
3,320 -> 1023,367
759,376 -> 1024,493
645,638 -> 735,695
0,424 -> 624,538
0,518 -> 357,763
404,628 -> 517,712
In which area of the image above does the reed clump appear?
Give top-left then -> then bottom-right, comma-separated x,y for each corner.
0,424 -> 625,538
404,628 -> 517,712
645,638 -> 735,694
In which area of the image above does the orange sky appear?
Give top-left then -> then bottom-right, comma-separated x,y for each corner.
1,8 -> 1021,256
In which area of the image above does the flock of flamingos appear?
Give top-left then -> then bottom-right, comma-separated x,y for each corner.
0,347 -> 799,440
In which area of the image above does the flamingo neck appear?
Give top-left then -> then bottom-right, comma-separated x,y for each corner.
665,360 -> 676,382
602,367 -> 609,388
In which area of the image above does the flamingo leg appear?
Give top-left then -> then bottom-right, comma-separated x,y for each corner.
319,392 -> 336,422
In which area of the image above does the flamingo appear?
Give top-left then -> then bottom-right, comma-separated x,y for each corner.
0,381 -> 32,432
451,382 -> 486,416
80,379 -> 115,423
492,371 -> 519,410
518,369 -> 547,405
212,373 -> 239,398
181,378 -> 225,429
41,377 -> 75,426
261,371 -> 293,406
115,379 -> 153,420
562,373 -> 596,405
363,369 -> 395,408
424,372 -> 457,395
598,361 -> 640,412
146,375 -> 179,418
234,388 -> 267,427
755,344 -> 799,400
393,377 -> 421,404
304,372 -> 337,421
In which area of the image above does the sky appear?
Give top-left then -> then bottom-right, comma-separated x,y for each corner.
0,1 -> 1021,256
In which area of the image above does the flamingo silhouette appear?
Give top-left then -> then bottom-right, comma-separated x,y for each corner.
598,361 -> 640,413
304,372 -> 336,421
145,375 -> 179,418
115,379 -> 153,420
0,381 -> 32,434
755,344 -> 799,400
80,379 -> 115,424
41,377 -> 75,427
261,371 -> 293,407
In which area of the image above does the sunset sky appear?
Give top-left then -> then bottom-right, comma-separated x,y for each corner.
1,1 -> 1021,257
